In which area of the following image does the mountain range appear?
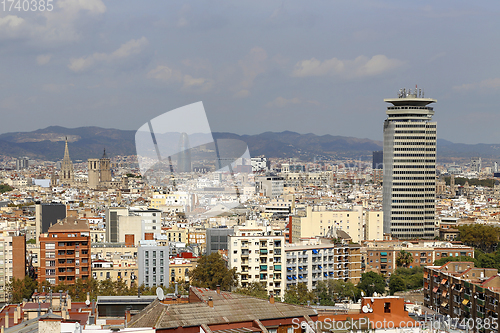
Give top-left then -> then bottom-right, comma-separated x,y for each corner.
0,126 -> 499,162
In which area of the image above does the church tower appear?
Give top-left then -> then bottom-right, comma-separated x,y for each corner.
99,149 -> 112,182
60,138 -> 75,185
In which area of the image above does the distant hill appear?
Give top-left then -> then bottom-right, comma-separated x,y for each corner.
0,126 -> 500,162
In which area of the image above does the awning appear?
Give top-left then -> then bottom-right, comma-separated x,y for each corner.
324,273 -> 328,277
287,276 -> 292,280
441,278 -> 447,285
381,252 -> 387,256
292,276 -> 297,280
433,287 -> 439,293
319,265 -> 322,269
299,275 -> 303,279
424,272 -> 429,279
424,282 -> 429,289
442,290 -> 448,297
298,266 -> 303,270
462,299 -> 469,305
441,302 -> 448,307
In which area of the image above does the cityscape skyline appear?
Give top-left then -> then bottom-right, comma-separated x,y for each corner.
1,1 -> 500,144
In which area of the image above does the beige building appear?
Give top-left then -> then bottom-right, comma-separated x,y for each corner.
162,225 -> 188,243
169,258 -> 196,284
291,206 -> 365,243
365,210 -> 384,241
91,259 -> 138,286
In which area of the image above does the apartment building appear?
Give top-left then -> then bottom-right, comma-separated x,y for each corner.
364,240 -> 474,276
0,235 -> 26,302
137,241 -> 169,288
365,210 -> 384,241
91,259 -> 138,286
291,206 -> 366,243
105,207 -> 162,245
169,257 -> 195,284
229,234 -> 285,299
162,225 -> 188,243
38,217 -> 91,285
424,262 -> 500,323
284,241 -> 362,290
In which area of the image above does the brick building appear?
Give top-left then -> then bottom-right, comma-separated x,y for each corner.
39,217 -> 91,285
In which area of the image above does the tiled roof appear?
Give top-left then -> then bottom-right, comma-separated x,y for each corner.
128,287 -> 316,329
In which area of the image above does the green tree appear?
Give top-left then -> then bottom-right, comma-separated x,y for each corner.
459,224 -> 500,253
389,275 -> 406,295
433,255 -> 476,267
189,252 -> 238,291
284,282 -> 314,305
396,250 -> 413,268
357,272 -> 385,297
314,280 -> 360,305
0,184 -> 13,193
8,276 -> 38,303
235,282 -> 268,299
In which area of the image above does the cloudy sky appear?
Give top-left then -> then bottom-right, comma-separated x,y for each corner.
1,0 -> 500,144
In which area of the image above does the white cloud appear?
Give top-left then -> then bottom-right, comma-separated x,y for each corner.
453,78 -> 500,91
234,89 -> 250,98
36,54 -> 52,66
182,75 -> 214,93
68,37 -> 149,72
292,54 -> 404,78
266,97 -> 301,108
0,15 -> 24,29
147,65 -> 213,93
0,0 -> 106,42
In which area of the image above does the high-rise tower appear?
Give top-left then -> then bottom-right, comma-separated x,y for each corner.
60,137 -> 74,185
382,87 -> 437,239
177,132 -> 191,173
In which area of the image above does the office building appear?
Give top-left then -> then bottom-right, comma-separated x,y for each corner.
284,242 -> 362,291
206,227 -> 234,254
471,157 -> 482,173
38,217 -> 91,285
137,241 -> 169,288
382,88 -> 437,239
35,202 -> 66,244
105,207 -> 162,245
15,157 -> 29,170
255,175 -> 284,198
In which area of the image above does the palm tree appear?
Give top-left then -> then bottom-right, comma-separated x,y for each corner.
396,250 -> 413,268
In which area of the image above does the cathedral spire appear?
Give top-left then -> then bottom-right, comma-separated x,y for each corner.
63,137 -> 71,162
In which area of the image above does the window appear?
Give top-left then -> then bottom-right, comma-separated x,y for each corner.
145,251 -> 149,258
45,243 -> 55,250
384,302 -> 391,313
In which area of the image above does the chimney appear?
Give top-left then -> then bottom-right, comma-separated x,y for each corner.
269,292 -> 275,304
216,285 -> 220,294
86,292 -> 90,305
125,310 -> 131,324
14,305 -> 19,325
208,297 -> 213,308
4,311 -> 8,328
175,282 -> 178,295
66,293 -> 71,310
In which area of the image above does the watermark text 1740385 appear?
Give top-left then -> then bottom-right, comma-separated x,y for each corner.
1,0 -> 53,11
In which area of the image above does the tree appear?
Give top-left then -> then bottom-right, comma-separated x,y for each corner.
459,224 -> 500,253
396,250 -> 413,268
389,275 -> 406,295
189,252 -> 238,291
434,256 -> 476,267
8,276 -> 38,303
357,272 -> 385,297
235,282 -> 268,299
314,280 -> 360,305
284,282 -> 314,305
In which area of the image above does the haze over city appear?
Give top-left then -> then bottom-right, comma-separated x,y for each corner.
1,1 -> 500,142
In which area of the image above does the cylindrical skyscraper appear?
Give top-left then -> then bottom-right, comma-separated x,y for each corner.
382,88 -> 437,239
177,132 -> 192,173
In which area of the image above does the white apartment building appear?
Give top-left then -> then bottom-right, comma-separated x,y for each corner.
284,242 -> 362,291
229,233 -> 285,299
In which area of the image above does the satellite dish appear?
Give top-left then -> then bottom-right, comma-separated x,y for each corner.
362,305 -> 369,313
361,291 -> 365,297
85,299 -> 90,306
156,287 -> 165,301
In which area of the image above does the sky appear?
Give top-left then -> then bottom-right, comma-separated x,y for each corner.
1,0 -> 500,144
